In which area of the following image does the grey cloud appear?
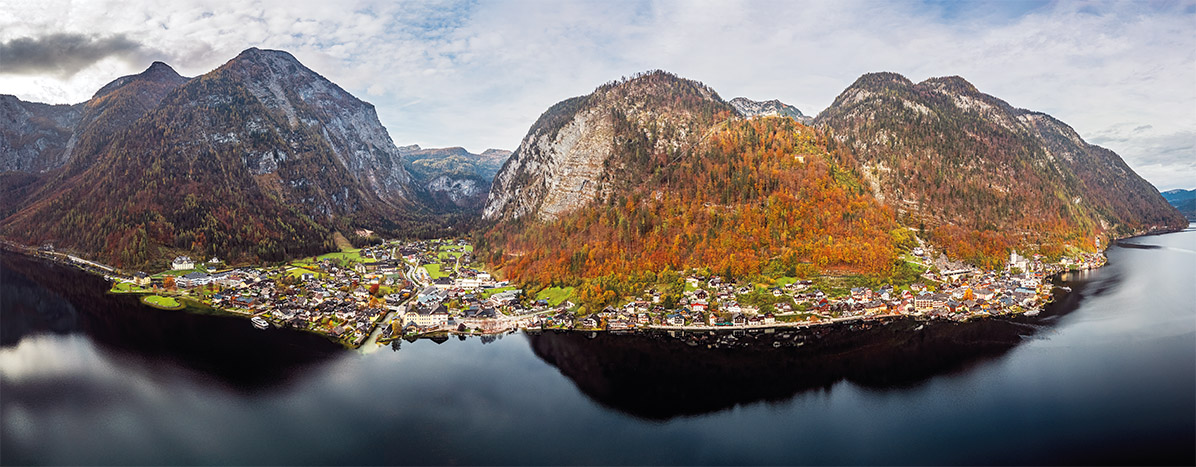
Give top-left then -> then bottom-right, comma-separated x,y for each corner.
1096,130 -> 1196,168
0,33 -> 147,77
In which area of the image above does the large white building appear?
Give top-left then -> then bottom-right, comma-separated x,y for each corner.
172,256 -> 194,270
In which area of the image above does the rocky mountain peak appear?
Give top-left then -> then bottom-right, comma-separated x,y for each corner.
729,97 -> 810,123
92,60 -> 188,100
233,47 -> 301,66
920,75 -> 979,95
480,148 -> 512,159
848,72 -> 914,91
144,61 -> 183,78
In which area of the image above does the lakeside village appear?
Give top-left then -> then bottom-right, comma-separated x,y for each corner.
57,233 -> 1108,348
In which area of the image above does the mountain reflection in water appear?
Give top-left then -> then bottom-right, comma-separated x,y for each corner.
0,251 -> 341,391
529,278 -> 1088,421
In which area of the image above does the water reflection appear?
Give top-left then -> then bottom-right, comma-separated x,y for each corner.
529,276 -> 1093,421
1,251 -> 342,390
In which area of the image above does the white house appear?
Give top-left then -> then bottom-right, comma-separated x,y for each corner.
172,256 -> 194,270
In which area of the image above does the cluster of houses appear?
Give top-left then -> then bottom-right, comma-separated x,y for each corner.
537,245 -> 1071,332
119,236 -> 1097,344
146,249 -> 416,345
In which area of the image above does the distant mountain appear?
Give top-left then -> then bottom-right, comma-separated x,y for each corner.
0,97 -> 82,173
399,145 -> 511,211
0,48 -> 427,268
814,72 -> 1185,261
729,97 -> 811,123
1161,189 -> 1196,220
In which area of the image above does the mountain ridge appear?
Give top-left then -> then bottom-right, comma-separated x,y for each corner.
813,71 -> 1185,262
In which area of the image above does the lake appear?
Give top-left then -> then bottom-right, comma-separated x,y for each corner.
2,226 -> 1194,465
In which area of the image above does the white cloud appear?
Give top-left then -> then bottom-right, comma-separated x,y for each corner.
2,0 -> 1193,189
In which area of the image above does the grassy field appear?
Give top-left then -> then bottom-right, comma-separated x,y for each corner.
314,249 -> 363,263
286,267 -> 319,278
332,231 -> 354,251
773,276 -> 799,287
153,266 -> 206,279
480,286 -> 516,299
535,286 -> 574,306
110,281 -> 150,293
423,263 -> 450,279
142,295 -> 183,310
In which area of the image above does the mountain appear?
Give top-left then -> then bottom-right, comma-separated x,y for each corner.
399,145 -> 510,211
0,48 -> 426,268
484,70 -> 734,222
481,72 -> 900,298
729,97 -> 811,123
814,72 -> 1186,262
1161,189 -> 1196,220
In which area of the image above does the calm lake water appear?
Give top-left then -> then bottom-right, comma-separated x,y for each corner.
2,226 -> 1194,465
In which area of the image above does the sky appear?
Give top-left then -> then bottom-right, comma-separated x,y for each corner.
1,0 -> 1193,190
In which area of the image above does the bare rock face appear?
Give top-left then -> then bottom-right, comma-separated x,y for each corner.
210,48 -> 415,209
484,71 -> 733,222
486,105 -> 615,221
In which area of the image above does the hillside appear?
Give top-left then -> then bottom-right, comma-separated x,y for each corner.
814,73 -> 1186,264
0,48 -> 428,268
481,72 -> 901,307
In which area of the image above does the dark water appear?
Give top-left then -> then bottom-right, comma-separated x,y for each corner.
2,227 -> 1194,465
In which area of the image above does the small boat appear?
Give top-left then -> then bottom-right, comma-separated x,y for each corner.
1024,309 -> 1040,317
251,316 -> 270,330
1057,286 -> 1072,292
